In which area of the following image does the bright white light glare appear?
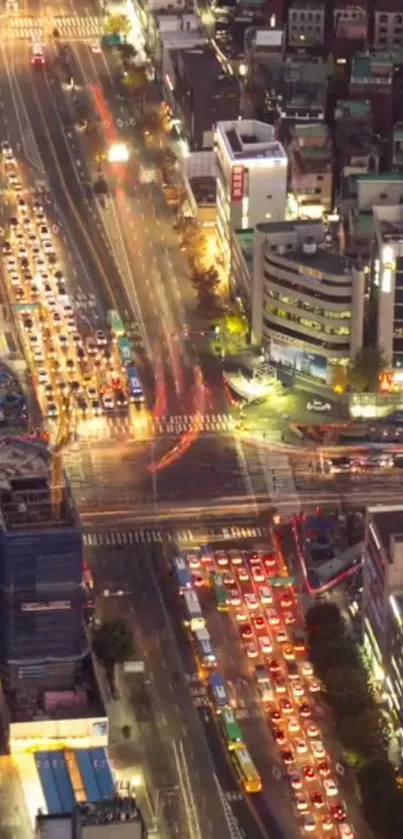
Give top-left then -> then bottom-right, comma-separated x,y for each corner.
108,143 -> 130,164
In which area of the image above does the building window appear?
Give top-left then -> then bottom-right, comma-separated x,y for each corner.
379,13 -> 387,22
379,26 -> 387,33
317,175 -> 324,182
380,192 -> 388,199
396,14 -> 403,23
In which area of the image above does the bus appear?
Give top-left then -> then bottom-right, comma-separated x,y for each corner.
220,708 -> 244,750
209,673 -> 229,712
108,308 -> 125,338
126,364 -> 145,404
211,573 -> 229,612
232,748 -> 262,793
183,590 -> 205,631
194,627 -> 217,669
173,555 -> 193,593
118,336 -> 133,366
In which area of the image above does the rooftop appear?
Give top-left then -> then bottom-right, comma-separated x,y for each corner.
77,799 -> 145,839
351,53 -> 393,84
178,47 -> 238,90
278,243 -> 358,278
335,99 -> 372,121
290,0 -> 324,8
356,172 -> 403,183
373,205 -> 403,242
0,438 -> 76,531
353,212 -> 373,235
8,656 -> 105,724
368,505 -> 403,561
294,122 -> 329,139
37,815 -> 72,839
217,119 -> 287,162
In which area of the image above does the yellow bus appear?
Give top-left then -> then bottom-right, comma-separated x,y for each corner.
232,748 -> 262,794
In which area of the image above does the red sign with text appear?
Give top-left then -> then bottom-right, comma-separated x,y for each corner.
231,165 -> 245,202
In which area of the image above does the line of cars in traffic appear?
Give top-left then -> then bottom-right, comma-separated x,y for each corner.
174,544 -> 354,839
0,142 -> 130,425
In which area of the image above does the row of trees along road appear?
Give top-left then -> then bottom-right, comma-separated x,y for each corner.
305,602 -> 403,839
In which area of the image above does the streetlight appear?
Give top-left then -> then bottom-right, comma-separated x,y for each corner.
107,142 -> 130,163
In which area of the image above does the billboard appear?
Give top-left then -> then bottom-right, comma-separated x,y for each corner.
231,165 -> 244,202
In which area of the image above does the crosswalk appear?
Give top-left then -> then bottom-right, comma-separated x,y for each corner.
82,524 -> 267,548
75,413 -> 235,442
3,15 -> 104,41
153,414 -> 234,434
259,450 -> 300,515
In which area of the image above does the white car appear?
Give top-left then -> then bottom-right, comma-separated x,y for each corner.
259,585 -> 273,605
10,273 -> 21,287
267,609 -> 280,626
294,739 -> 308,755
323,778 -> 338,798
187,552 -> 200,569
95,330 -> 107,346
1,140 -> 13,159
288,716 -> 300,733
46,402 -> 59,418
307,399 -> 331,412
245,642 -> 258,659
294,795 -> 309,812
276,629 -> 288,644
339,826 -> 354,839
244,593 -> 259,611
33,348 -> 44,362
229,589 -> 241,607
37,368 -> 49,384
300,814 -> 316,833
300,661 -> 313,677
306,723 -> 319,739
102,393 -> 114,411
251,563 -> 265,583
311,740 -> 326,759
291,680 -> 305,697
259,635 -> 273,654
215,550 -> 228,567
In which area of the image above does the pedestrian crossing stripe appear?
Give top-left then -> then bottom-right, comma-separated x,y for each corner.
82,525 -> 266,548
4,15 -> 104,40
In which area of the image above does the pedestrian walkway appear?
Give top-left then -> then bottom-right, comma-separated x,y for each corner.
3,15 -> 104,41
82,524 -> 267,548
259,450 -> 301,515
153,413 -> 234,435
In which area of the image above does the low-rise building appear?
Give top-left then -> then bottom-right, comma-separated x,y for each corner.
374,1 -> 403,51
349,53 -> 394,138
215,119 -> 287,267
288,122 -> 333,217
36,798 -> 146,839
332,0 -> 368,57
287,0 -> 325,51
174,46 -> 240,150
334,99 -> 378,178
363,504 -> 403,731
244,26 -> 285,83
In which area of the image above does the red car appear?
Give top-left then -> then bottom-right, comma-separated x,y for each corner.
302,765 -> 317,782
240,624 -> 253,640
268,658 -> 281,674
330,802 -> 346,823
299,702 -> 312,718
318,759 -> 331,777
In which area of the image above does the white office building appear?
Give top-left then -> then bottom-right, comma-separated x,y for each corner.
214,119 -> 287,267
236,221 -> 365,383
374,205 -> 403,370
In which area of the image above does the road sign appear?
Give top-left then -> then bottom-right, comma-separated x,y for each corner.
335,761 -> 345,776
272,766 -> 282,780
123,660 -> 145,674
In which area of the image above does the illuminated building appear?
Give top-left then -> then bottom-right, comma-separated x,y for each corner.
244,221 -> 365,383
363,505 -> 403,730
373,205 -> 403,369
0,437 -> 86,690
349,53 -> 393,139
215,119 -> 287,267
288,122 -> 333,218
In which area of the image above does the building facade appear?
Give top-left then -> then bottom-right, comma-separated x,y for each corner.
215,119 -> 287,267
249,223 -> 365,382
374,2 -> 403,50
363,505 -> 403,730
373,205 -> 403,370
287,0 -> 325,50
0,439 -> 86,689
288,122 -> 333,217
174,47 -> 240,150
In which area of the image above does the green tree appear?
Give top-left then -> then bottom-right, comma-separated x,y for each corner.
325,665 -> 372,716
348,345 -> 389,393
92,618 -> 133,668
338,708 -> 389,764
358,757 -> 403,838
118,42 -> 137,66
139,106 -> 171,148
219,307 -> 248,352
104,14 -> 131,38
305,601 -> 345,639
122,68 -> 148,95
310,635 -> 360,679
